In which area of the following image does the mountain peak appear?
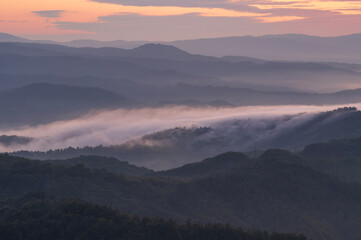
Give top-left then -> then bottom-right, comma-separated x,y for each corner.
130,43 -> 215,61
131,43 -> 190,58
203,151 -> 249,163
0,33 -> 30,42
154,151 -> 249,179
135,43 -> 185,51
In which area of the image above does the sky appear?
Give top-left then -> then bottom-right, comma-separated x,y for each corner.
1,0 -> 361,41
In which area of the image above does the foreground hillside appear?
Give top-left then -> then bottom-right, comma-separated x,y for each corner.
2,150 -> 361,240
0,196 -> 307,240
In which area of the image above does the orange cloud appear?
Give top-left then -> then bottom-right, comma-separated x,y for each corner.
1,0 -> 273,35
257,15 -> 306,22
251,0 -> 361,15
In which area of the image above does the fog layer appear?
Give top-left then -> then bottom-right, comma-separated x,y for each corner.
1,104 -> 359,152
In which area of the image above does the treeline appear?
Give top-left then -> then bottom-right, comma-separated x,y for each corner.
0,196 -> 307,240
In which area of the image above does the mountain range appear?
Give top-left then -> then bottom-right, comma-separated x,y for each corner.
1,40 -> 361,124
4,32 -> 361,63
2,36 -> 361,92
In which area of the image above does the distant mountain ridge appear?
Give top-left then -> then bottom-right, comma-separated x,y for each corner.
0,41 -> 216,61
153,152 -> 249,179
2,74 -> 361,107
4,77 -> 361,130
49,155 -> 152,176
171,33 -> 361,63
0,33 -> 30,43
0,83 -> 136,126
4,32 -> 361,63
1,40 -> 361,92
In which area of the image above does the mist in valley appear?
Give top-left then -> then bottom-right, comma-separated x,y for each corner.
3,104 -> 360,170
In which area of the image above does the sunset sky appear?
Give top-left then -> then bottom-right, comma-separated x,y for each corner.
1,0 -> 361,41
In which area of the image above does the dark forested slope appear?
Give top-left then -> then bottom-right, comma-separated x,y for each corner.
0,195 -> 307,240
1,152 -> 361,240
48,155 -> 152,176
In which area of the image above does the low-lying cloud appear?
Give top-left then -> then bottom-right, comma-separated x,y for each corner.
0,104 -> 359,152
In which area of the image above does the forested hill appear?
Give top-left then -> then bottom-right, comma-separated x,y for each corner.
47,155 -> 152,176
0,195 -> 307,240
1,152 -> 361,240
301,137 -> 361,159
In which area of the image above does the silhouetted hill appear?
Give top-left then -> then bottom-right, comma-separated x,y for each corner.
0,42 -> 215,62
0,42 -> 75,56
0,83 -> 136,126
153,152 -> 249,179
258,149 -> 304,164
2,42 -> 361,92
170,33 -> 361,63
4,33 -> 361,64
2,74 -> 361,106
149,84 -> 361,106
301,137 -> 361,160
219,55 -> 266,63
7,32 -> 361,64
49,155 -> 152,176
0,33 -> 30,43
0,52 -> 207,85
254,137 -> 361,183
126,43 -> 215,61
0,74 -> 160,99
0,196 -> 308,240
65,39 -> 146,49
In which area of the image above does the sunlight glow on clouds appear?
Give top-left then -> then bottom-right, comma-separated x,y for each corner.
257,15 -> 307,22
252,0 -> 361,15
0,0 -> 361,40
0,104 -> 354,152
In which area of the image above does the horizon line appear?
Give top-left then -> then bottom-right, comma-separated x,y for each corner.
3,32 -> 361,43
